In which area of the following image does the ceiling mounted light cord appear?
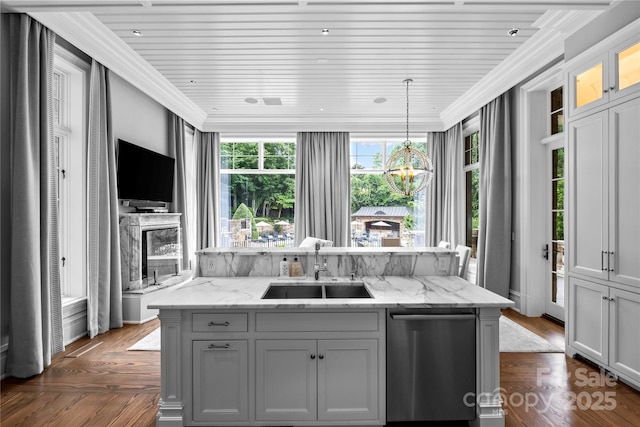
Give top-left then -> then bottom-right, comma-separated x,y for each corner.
383,79 -> 434,197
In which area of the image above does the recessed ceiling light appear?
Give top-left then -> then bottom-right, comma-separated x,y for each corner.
245,97 -> 258,104
320,108 -> 324,111
374,97 -> 387,104
131,29 -> 143,36
321,28 -> 330,35
508,28 -> 519,37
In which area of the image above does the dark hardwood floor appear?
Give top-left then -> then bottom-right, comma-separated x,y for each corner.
1,309 -> 639,426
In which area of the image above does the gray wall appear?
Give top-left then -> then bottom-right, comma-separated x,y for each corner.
110,72 -> 169,155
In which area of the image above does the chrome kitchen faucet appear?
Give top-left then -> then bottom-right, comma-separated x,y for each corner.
314,242 -> 328,280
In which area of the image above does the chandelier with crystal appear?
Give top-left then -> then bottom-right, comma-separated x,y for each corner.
383,79 -> 434,197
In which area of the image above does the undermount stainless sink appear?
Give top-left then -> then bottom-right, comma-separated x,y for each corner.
324,284 -> 371,298
262,285 -> 323,299
262,281 -> 372,299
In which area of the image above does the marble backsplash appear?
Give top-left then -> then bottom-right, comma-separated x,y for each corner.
197,247 -> 457,278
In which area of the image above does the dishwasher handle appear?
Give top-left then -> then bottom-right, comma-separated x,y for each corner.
390,313 -> 476,321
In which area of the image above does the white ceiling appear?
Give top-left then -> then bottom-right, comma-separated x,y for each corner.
2,0 -> 614,134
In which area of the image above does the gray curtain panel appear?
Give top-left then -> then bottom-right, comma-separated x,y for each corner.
170,114 -> 191,268
87,60 -> 123,338
7,14 -> 63,378
196,130 -> 220,249
477,92 -> 512,298
294,132 -> 351,247
426,123 -> 465,248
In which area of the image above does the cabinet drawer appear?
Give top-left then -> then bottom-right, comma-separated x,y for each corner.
256,312 -> 379,332
193,313 -> 248,332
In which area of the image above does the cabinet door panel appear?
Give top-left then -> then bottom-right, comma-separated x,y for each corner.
256,340 -> 317,421
611,38 -> 640,101
569,57 -> 608,116
317,339 -> 378,421
192,340 -> 248,422
568,111 -> 609,280
609,288 -> 640,383
568,278 -> 609,364
608,99 -> 640,288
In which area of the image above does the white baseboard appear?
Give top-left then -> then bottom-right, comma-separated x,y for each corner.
509,289 -> 521,313
62,298 -> 88,345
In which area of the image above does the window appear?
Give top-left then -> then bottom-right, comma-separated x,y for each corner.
54,47 -> 89,301
350,140 -> 426,247
220,139 -> 295,248
463,130 -> 480,258
183,126 -> 197,270
550,86 -> 564,135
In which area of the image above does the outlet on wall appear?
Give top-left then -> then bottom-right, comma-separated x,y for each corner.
207,257 -> 216,271
438,257 -> 449,272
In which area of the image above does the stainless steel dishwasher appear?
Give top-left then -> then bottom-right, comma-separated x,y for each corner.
386,308 -> 476,424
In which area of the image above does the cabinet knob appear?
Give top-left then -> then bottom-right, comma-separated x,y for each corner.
310,354 -> 316,360
608,297 -> 615,302
318,354 -> 324,360
602,296 -> 609,300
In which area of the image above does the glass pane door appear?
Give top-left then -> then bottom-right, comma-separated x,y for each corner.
546,142 -> 565,321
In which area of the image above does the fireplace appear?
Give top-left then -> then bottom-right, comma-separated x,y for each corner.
119,213 -> 183,290
142,227 -> 181,281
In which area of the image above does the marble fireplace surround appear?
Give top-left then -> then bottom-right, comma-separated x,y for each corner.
119,213 -> 183,291
197,246 -> 458,278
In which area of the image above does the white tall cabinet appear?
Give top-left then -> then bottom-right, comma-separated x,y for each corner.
566,20 -> 640,390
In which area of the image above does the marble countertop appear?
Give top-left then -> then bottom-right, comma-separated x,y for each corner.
148,275 -> 514,310
196,246 -> 454,256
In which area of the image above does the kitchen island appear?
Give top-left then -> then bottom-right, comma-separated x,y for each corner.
150,274 -> 513,427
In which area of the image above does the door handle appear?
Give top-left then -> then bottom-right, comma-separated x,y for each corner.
543,244 -> 549,260
601,251 -> 608,271
608,252 -> 614,272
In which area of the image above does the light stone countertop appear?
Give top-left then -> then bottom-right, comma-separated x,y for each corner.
196,246 -> 454,256
148,275 -> 514,310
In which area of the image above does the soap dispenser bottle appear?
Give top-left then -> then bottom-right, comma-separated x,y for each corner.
290,256 -> 303,277
279,256 -> 290,277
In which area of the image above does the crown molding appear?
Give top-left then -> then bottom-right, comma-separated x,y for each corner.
29,11 -> 207,129
439,9 -> 603,130
202,114 -> 445,134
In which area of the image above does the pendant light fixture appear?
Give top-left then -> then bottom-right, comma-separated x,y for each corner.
383,78 -> 434,196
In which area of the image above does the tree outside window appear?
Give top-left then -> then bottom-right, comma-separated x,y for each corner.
464,131 -> 480,257
350,141 -> 426,247
220,140 -> 295,247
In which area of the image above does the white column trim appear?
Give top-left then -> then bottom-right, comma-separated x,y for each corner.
157,309 -> 184,427
473,308 -> 504,427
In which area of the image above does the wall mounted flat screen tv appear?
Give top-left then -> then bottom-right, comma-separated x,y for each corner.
116,139 -> 175,203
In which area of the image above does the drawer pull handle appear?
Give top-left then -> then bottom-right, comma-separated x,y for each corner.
601,251 -> 608,271
608,252 -> 614,272
208,321 -> 230,327
208,343 -> 230,349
